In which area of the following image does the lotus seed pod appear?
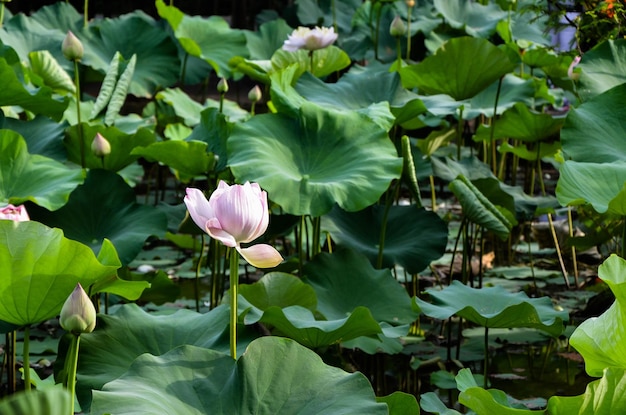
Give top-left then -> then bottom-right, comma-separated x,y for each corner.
62,31 -> 84,61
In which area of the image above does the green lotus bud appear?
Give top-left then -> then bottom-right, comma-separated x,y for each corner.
60,283 -> 96,335
217,78 -> 229,94
62,31 -> 84,61
91,133 -> 111,157
389,16 -> 407,38
248,85 -> 262,103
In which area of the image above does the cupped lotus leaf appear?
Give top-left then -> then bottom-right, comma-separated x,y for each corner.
449,175 -> 513,240
569,255 -> 626,376
577,39 -> 626,101
188,108 -> 233,171
272,46 -> 351,79
257,305 -> 382,348
0,130 -> 84,211
64,124 -> 155,172
156,0 -> 247,78
473,103 -> 564,142
433,0 -> 507,37
90,337 -> 388,415
463,74 -> 536,120
561,83 -> 626,163
81,11 -> 180,98
28,169 -> 167,265
0,46 -> 68,120
546,367 -> 626,414
556,161 -> 626,215
238,272 -> 317,324
228,102 -> 402,217
323,206 -> 448,274
303,249 -> 419,324
0,388 -> 71,415
0,221 -> 123,326
131,140 -> 215,183
416,281 -> 568,336
399,37 -> 517,100
270,65 -> 395,130
74,303 -> 255,412
243,18 -> 294,60
28,50 -> 75,95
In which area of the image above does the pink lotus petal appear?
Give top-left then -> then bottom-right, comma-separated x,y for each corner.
237,244 -> 283,269
184,188 -> 214,232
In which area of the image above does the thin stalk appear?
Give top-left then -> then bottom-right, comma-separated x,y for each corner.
331,0 -> 337,33
311,216 -> 321,256
6,331 -> 16,393
326,233 -> 333,254
83,0 -> 88,27
489,77 -> 504,175
483,327 -> 489,388
180,53 -> 189,85
429,175 -> 437,212
66,334 -> 81,415
73,60 -> 85,168
23,326 -> 31,391
0,2 -> 5,29
219,93 -> 225,113
448,217 -> 468,283
250,101 -> 256,116
622,217 -> 626,259
528,229 -> 537,291
377,185 -> 396,269
309,50 -> 314,74
456,106 -> 464,160
229,248 -> 239,359
395,36 -> 402,68
374,2 -> 382,60
568,207 -> 579,287
194,234 -> 206,312
406,4 -> 412,59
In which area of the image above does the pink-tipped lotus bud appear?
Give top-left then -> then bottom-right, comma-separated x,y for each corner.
217,78 -> 229,94
60,283 -> 96,335
91,133 -> 111,157
390,16 -> 407,37
62,31 -> 84,61
248,85 -> 262,103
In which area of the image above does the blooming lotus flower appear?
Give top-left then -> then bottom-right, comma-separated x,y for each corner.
184,181 -> 283,268
0,204 -> 30,222
283,26 -> 338,52
60,283 -> 96,335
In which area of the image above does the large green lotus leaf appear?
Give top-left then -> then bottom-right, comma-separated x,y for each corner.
243,18 -> 294,60
433,0 -> 507,38
0,130 -> 84,210
29,2 -> 83,33
187,108 -> 233,171
416,281 -> 568,336
556,161 -> 626,215
570,255 -> 626,376
90,337 -> 388,415
131,140 -> 215,183
0,388 -> 71,415
28,169 -> 167,265
0,221 -> 122,326
577,39 -> 626,101
449,175 -> 513,240
156,0 -> 247,78
303,249 -> 419,324
81,11 -> 180,98
431,156 -> 495,182
463,74 -> 536,120
323,206 -> 448,274
64,124 -> 155,172
228,103 -> 402,217
272,46 -> 351,79
270,65 -> 395,130
561,83 -> 626,163
399,37 -> 517,100
238,272 -> 317,324
0,48 -> 68,120
546,367 -> 626,414
473,103 -> 564,143
4,115 -> 67,161
75,303 -> 255,412
258,305 -> 382,348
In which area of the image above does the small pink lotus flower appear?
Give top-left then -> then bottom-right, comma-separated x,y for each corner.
184,181 -> 283,268
283,26 -> 338,52
0,204 -> 30,222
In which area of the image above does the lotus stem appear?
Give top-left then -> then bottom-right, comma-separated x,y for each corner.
219,93 -> 225,113
23,326 -> 31,391
229,248 -> 239,359
377,184 -> 396,269
73,59 -> 85,169
0,2 -> 5,30
65,334 -> 81,415
547,213 -> 570,289
311,216 -> 321,256
374,2 -> 382,60
194,234 -> 205,312
483,326 -> 489,388
6,331 -> 16,393
490,76 -> 503,175
406,4 -> 412,59
429,175 -> 437,212
456,106 -> 464,160
309,50 -> 315,74
331,0 -> 337,33
396,37 -> 402,69
568,207 -> 579,287
180,53 -> 189,85
622,217 -> 626,259
83,0 -> 88,27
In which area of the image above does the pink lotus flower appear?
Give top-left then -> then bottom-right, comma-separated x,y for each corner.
184,181 -> 283,268
0,204 -> 30,222
283,26 -> 338,52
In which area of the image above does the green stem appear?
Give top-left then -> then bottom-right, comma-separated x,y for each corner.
0,2 -> 5,30
23,326 -> 31,391
250,102 -> 256,116
456,106 -> 464,160
406,4 -> 412,59
195,234 -> 205,312
483,327 -> 489,388
568,207 -> 579,288
377,184 -> 397,269
73,59 -> 85,169
489,77 -> 504,175
311,216 -> 321,256
395,36 -> 402,69
429,175 -> 437,212
7,331 -> 16,393
374,3 -> 382,60
180,53 -> 189,85
219,93 -> 225,113
309,50 -> 314,74
331,0 -> 337,33
83,0 -> 88,27
298,215 -> 305,274
66,334 -> 81,415
622,217 -> 626,259
229,248 -> 239,359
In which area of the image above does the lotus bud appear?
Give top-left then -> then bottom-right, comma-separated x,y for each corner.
248,85 -> 262,103
91,133 -> 111,157
59,283 -> 96,335
217,78 -> 229,94
62,31 -> 84,61
390,16 -> 407,37
568,56 -> 581,81
406,0 -> 415,6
